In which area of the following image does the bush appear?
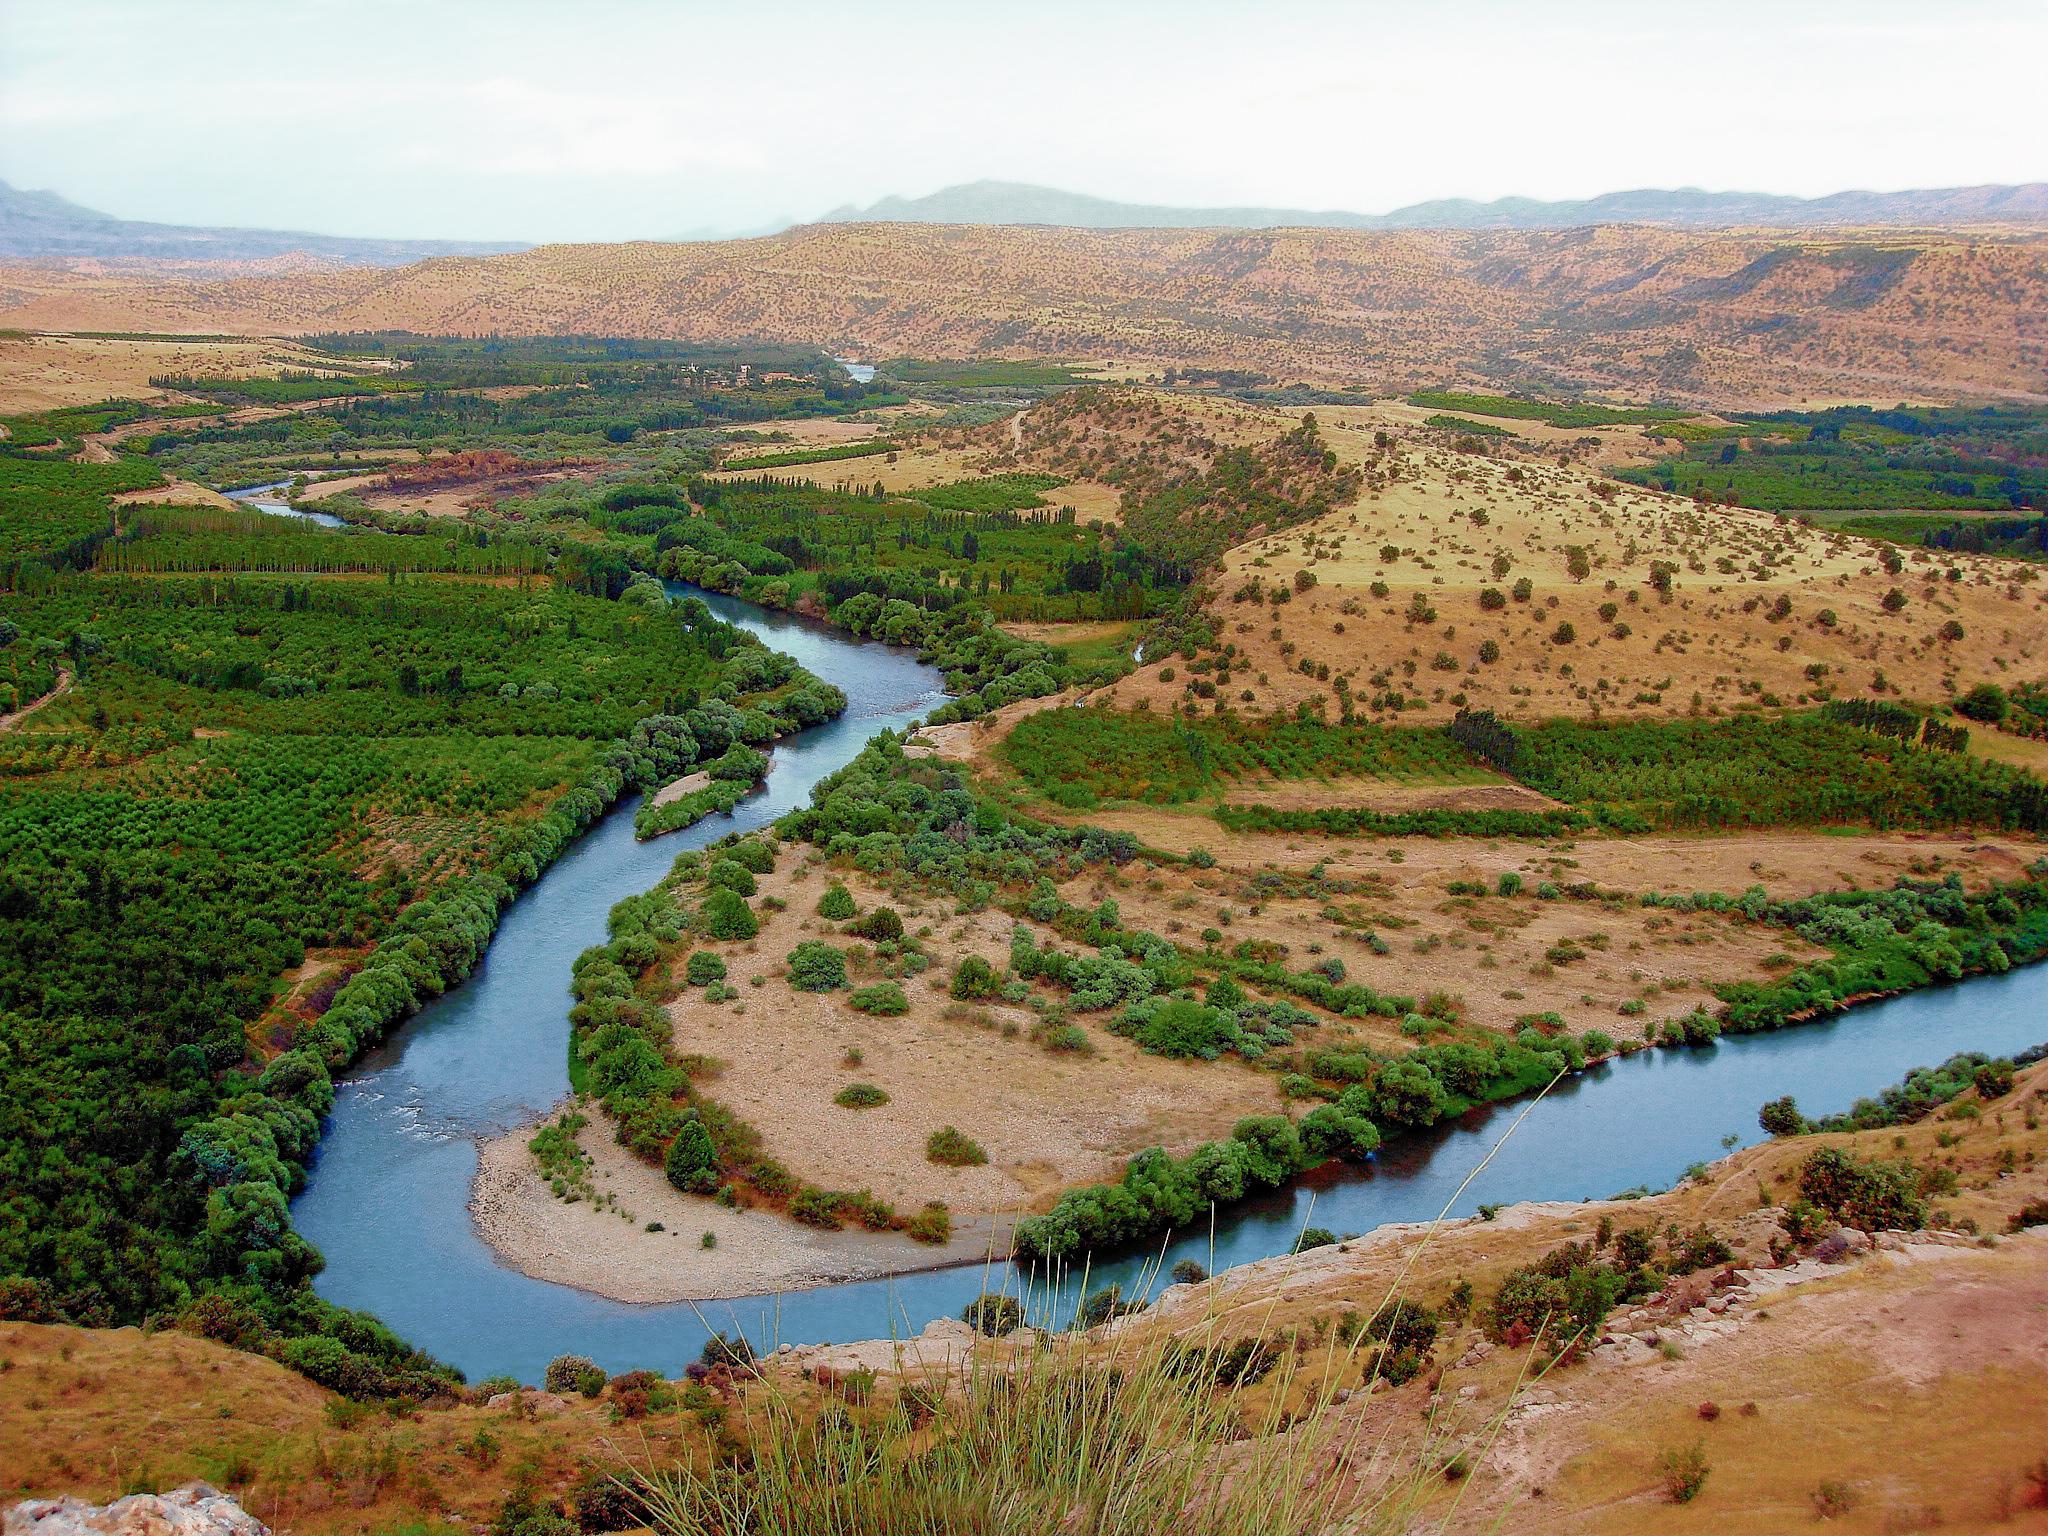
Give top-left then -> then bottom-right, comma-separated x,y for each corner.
1292,1226 -> 1337,1254
664,1114 -> 719,1194
684,950 -> 727,987
1758,1095 -> 1804,1136
926,1125 -> 988,1166
1657,1442 -> 1710,1504
847,981 -> 909,1015
1956,683 -> 2009,724
725,839 -> 776,875
1973,1059 -> 2015,1098
544,1351 -> 606,1400
1797,1146 -> 1926,1231
961,1292 -> 1024,1336
708,859 -> 757,897
848,906 -> 904,942
950,954 -> 1000,1000
1171,1259 -> 1208,1286
834,1082 -> 889,1108
905,1203 -> 952,1244
700,887 -> 757,940
787,941 -> 848,991
817,882 -> 856,920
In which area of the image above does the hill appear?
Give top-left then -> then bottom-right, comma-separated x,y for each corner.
2,223 -> 2045,405
0,178 -> 528,270
822,177 -> 2048,231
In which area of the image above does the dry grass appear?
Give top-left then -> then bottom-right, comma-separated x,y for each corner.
0,331 -> 363,412
1092,419 -> 2048,724
6,224 -> 2044,403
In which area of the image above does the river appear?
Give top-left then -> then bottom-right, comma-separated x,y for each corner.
224,480 -> 348,528
292,583 -> 2048,1384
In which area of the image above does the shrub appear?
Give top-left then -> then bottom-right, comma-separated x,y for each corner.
817,882 -> 857,920
1955,683 -> 2009,724
961,1292 -> 1023,1336
1171,1259 -> 1208,1286
1758,1095 -> 1804,1136
1657,1442 -> 1710,1503
834,1082 -> 889,1108
1797,1146 -> 1926,1231
1292,1226 -> 1337,1254
664,1114 -> 719,1194
1810,1482 -> 1857,1519
848,982 -> 909,1015
708,858 -> 757,897
950,954 -> 999,1000
700,888 -> 757,941
927,1126 -> 988,1166
905,1203 -> 952,1244
684,951 -> 727,987
725,839 -> 776,875
787,941 -> 847,991
544,1354 -> 599,1394
849,906 -> 904,942
1973,1059 -> 2015,1098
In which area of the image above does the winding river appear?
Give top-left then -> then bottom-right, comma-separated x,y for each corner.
293,583 -> 2048,1384
224,480 -> 348,528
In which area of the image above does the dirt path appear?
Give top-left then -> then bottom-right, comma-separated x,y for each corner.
0,667 -> 73,732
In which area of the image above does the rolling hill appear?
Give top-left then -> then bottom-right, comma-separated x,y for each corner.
2,222 -> 2043,405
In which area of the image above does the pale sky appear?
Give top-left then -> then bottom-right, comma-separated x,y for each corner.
2,0 -> 2043,243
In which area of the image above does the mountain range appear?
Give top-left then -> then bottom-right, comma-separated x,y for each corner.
818,178 -> 2048,231
0,179 -> 528,268
5,177 -> 2047,273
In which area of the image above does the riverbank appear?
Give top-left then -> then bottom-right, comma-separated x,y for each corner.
470,1114 -> 1010,1302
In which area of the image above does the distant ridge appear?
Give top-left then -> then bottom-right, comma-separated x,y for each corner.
0,179 -> 529,268
819,178 -> 2048,231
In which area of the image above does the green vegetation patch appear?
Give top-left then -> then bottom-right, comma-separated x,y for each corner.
1408,391 -> 1693,429
720,440 -> 896,471
1619,402 -> 2048,514
879,358 -> 1092,390
1450,708 -> 2048,834
1000,708 -> 1486,809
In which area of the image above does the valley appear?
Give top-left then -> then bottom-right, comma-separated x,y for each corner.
5,211 -> 2048,1533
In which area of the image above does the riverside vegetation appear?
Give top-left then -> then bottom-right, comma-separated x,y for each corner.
0,446 -> 847,1395
6,336 -> 2048,1527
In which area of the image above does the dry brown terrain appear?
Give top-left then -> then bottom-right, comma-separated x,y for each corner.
0,331 -> 373,413
1022,390 -> 2048,723
5,221 -> 2046,404
12,1058 -> 2046,1535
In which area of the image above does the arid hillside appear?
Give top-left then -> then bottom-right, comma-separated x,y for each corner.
966,389 -> 2048,726
3,222 -> 2045,405
10,1056 -> 2046,1535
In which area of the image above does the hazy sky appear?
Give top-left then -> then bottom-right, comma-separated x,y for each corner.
3,0 -> 2043,243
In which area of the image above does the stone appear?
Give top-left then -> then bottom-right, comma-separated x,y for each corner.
6,1485 -> 267,1536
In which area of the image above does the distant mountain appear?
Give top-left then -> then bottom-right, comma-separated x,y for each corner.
0,179 -> 528,268
818,179 -> 2048,231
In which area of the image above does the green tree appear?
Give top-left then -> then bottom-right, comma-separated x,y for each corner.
664,1114 -> 719,1194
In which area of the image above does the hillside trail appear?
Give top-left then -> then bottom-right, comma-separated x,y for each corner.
0,666 -> 73,732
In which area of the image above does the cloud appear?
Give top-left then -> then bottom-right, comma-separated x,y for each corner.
0,83 -> 126,127
390,79 -> 765,179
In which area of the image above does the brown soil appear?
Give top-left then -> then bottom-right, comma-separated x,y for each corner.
5,224 -> 2044,403
1083,417 -> 2048,724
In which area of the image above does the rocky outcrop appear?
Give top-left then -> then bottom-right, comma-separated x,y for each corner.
5,1484 -> 266,1536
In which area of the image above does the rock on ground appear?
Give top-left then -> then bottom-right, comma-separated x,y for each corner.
5,1484 -> 266,1536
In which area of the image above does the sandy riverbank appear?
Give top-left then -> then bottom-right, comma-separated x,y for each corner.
469,1113 -> 1013,1304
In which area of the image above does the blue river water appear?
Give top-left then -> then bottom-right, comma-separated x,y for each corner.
292,584 -> 2048,1383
